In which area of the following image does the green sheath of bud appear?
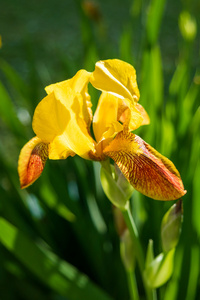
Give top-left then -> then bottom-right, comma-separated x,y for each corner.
144,248 -> 175,288
179,11 -> 197,41
120,229 -> 135,272
100,162 -> 134,209
161,200 -> 183,253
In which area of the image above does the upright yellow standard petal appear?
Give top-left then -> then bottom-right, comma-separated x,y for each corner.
93,92 -> 123,143
18,137 -> 49,189
46,69 -> 91,94
33,92 -> 69,143
52,85 -> 96,159
90,59 -> 140,102
104,132 -> 186,200
48,135 -> 75,160
45,69 -> 93,131
33,71 -> 96,159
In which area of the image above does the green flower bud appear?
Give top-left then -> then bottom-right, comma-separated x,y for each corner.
145,239 -> 154,269
161,200 -> 183,253
179,11 -> 197,41
144,248 -> 175,288
100,162 -> 134,209
113,206 -> 127,237
120,229 -> 135,272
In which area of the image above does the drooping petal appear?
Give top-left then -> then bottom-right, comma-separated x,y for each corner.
18,137 -> 49,189
90,59 -> 140,102
103,132 -> 186,200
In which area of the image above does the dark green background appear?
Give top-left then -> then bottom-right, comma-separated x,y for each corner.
0,0 -> 200,299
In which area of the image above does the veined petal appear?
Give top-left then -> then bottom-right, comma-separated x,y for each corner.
104,132 -> 186,201
18,137 -> 48,189
93,92 -> 123,143
90,59 -> 140,102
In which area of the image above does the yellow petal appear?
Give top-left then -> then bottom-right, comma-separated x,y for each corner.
32,92 -> 69,143
104,132 -> 186,201
18,137 -> 48,189
53,86 -> 96,159
33,71 -> 96,159
135,103 -> 150,126
90,59 -> 140,102
93,92 -> 123,143
118,101 -> 149,131
128,103 -> 150,131
49,135 -> 75,160
45,69 -> 93,131
45,69 -> 91,94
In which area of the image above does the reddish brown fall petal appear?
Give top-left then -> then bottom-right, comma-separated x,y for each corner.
18,137 -> 49,189
103,132 -> 186,201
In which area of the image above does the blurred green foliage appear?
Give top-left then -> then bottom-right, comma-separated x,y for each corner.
0,0 -> 200,299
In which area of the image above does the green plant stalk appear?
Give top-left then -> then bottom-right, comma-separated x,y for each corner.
127,270 -> 139,300
122,203 -> 156,300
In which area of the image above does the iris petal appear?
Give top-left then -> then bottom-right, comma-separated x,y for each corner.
49,135 -> 75,160
135,103 -> 150,126
32,92 -> 69,143
18,137 -> 48,189
93,92 -> 123,143
52,87 -> 96,159
45,69 -> 93,131
33,71 -> 96,159
117,101 -> 149,131
90,59 -> 140,102
104,131 -> 186,201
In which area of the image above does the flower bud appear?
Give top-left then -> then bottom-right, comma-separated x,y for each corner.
161,200 -> 183,252
113,206 -> 127,237
179,11 -> 197,41
144,249 -> 175,288
100,162 -> 134,209
18,137 -> 49,189
145,239 -> 154,268
120,229 -> 135,272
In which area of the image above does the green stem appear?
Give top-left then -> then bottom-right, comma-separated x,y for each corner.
122,203 -> 155,300
152,288 -> 157,300
127,270 -> 139,300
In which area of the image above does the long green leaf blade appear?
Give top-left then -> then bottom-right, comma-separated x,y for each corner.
0,217 -> 113,300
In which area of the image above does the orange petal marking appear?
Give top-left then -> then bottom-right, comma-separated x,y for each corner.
104,132 -> 186,201
18,137 -> 49,189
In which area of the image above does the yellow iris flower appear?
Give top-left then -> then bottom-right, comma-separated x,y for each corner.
18,59 -> 186,200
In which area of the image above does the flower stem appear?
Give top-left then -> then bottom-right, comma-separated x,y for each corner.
127,270 -> 139,300
122,203 -> 155,300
